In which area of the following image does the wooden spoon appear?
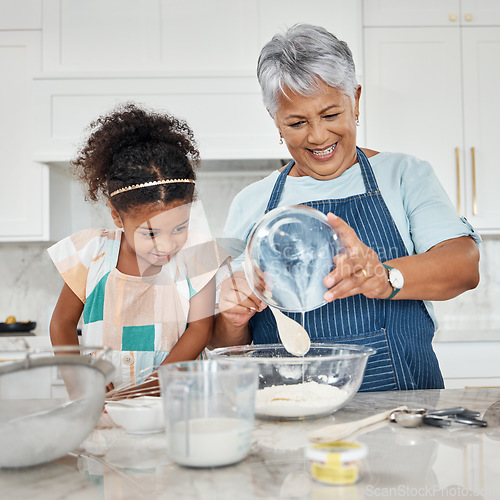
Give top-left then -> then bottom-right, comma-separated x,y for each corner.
269,306 -> 311,356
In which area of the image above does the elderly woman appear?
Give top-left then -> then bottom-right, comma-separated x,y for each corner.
213,24 -> 480,391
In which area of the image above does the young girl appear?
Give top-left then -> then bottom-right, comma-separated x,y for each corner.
48,103 -> 224,394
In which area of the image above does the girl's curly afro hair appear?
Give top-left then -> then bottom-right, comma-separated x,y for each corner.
72,102 -> 200,214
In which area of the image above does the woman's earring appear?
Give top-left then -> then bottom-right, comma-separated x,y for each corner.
355,116 -> 360,126
279,136 -> 284,145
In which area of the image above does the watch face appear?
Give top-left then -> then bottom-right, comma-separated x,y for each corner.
389,268 -> 404,289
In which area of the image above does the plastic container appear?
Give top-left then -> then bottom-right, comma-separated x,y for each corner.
244,205 -> 345,312
306,440 -> 367,485
159,360 -> 258,468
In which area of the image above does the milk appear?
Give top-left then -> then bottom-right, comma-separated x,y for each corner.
168,417 -> 253,467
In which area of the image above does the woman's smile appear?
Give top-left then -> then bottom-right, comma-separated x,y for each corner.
309,142 -> 338,159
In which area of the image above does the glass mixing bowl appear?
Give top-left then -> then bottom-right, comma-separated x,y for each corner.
208,344 -> 375,420
244,205 -> 345,312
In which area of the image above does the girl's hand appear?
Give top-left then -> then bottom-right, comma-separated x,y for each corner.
323,213 -> 393,301
218,270 -> 266,328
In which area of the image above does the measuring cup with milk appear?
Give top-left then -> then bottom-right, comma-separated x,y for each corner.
159,360 -> 258,468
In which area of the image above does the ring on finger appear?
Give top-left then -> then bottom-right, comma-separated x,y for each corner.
361,268 -> 368,278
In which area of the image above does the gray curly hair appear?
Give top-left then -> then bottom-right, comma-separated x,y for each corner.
257,24 -> 359,117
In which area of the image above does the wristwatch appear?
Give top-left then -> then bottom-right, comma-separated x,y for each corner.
382,264 -> 404,300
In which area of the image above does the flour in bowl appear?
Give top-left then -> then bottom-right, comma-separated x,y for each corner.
255,381 -> 350,418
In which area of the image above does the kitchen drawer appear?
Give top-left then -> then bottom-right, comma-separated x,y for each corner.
433,341 -> 500,389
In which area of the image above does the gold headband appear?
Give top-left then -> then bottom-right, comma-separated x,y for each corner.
109,179 -> 195,198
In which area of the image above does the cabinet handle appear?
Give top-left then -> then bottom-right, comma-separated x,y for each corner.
464,13 -> 473,22
455,147 -> 461,214
471,147 -> 477,216
449,13 -> 457,22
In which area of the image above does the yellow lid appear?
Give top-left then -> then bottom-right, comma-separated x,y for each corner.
306,440 -> 367,485
306,440 -> 367,464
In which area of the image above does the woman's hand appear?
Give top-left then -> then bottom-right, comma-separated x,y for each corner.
218,271 -> 266,328
211,270 -> 266,348
323,213 -> 393,301
323,213 -> 480,302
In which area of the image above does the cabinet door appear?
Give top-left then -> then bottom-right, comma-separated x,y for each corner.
461,27 -> 500,231
364,0 -> 500,27
363,0 -> 460,27
0,0 -> 41,29
42,0 -> 261,73
0,31 -> 48,241
363,28 -> 464,210
433,341 -> 500,389
461,0 -> 500,26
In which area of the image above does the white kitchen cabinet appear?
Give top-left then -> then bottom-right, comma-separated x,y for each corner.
363,0 -> 500,27
433,341 -> 500,389
36,0 -> 362,163
34,75 -> 282,162
0,30 -> 49,242
1,1 -> 363,241
0,0 -> 42,30
363,0 -> 500,232
461,28 -> 500,231
41,0 -> 362,74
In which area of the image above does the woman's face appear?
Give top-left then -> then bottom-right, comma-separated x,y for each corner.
112,201 -> 191,272
274,81 -> 361,180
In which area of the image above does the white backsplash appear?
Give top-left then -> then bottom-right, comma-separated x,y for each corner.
1,160 -> 499,339
431,234 -> 500,333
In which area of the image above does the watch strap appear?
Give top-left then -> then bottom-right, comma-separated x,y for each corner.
382,264 -> 401,300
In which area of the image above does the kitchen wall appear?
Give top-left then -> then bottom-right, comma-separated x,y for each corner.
432,235 -> 500,333
1,167 -> 498,337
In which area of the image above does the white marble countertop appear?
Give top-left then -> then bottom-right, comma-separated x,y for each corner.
2,388 -> 500,499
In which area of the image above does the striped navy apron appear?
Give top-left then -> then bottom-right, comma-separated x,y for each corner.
250,147 -> 444,391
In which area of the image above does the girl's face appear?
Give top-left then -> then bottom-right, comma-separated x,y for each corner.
111,201 -> 191,272
274,80 -> 361,180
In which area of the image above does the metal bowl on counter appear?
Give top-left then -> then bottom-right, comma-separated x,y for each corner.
208,344 -> 375,420
0,346 -> 114,468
